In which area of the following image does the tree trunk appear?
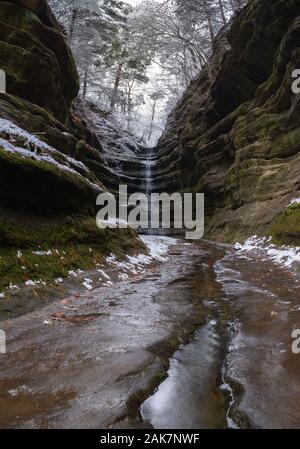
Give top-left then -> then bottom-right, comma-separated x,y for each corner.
110,63 -> 123,111
203,0 -> 214,47
82,69 -> 88,98
68,7 -> 78,44
127,89 -> 132,131
148,99 -> 157,142
218,0 -> 227,26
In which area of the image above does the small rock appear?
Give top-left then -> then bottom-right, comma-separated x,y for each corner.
270,310 -> 279,319
43,320 -> 53,326
234,242 -> 243,251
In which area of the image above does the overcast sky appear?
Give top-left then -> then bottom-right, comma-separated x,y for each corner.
125,0 -> 143,5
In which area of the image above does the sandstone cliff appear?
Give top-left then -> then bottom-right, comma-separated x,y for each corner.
0,0 -> 146,212
0,0 -> 145,290
0,0 -> 299,268
153,0 -> 300,244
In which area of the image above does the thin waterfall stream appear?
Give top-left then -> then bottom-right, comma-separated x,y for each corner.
140,147 -> 156,235
145,147 -> 153,197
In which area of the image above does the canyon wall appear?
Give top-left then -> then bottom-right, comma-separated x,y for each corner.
0,0 -> 146,213
0,0 -> 299,249
0,0 -> 145,264
153,0 -> 300,244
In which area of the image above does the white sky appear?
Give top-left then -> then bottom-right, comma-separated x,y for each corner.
125,0 -> 143,5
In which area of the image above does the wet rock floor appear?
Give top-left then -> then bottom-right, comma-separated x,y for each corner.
0,238 -> 299,429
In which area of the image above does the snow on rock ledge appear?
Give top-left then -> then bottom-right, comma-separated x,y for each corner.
140,235 -> 179,262
0,118 -> 101,192
235,236 -> 300,275
104,236 -> 179,277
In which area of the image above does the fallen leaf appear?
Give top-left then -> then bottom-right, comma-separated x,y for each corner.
51,312 -> 66,320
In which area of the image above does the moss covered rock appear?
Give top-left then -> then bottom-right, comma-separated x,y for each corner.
153,0 -> 300,244
270,202 -> 300,244
0,0 -> 79,122
0,0 -> 145,283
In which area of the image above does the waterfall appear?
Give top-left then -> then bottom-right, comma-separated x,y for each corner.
145,147 -> 153,196
140,147 -> 155,235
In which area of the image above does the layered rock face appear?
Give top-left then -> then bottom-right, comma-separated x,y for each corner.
0,0 -> 145,269
0,0 -> 78,122
153,0 -> 300,243
0,0 -> 146,216
0,0 -> 96,214
1,0 -> 299,247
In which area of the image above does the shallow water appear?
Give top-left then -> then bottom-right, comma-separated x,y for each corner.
141,322 -> 226,429
140,245 -> 300,429
0,238 -> 299,429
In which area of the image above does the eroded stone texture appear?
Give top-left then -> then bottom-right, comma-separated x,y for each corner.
0,0 -> 79,122
0,0 -> 146,215
153,0 -> 300,243
0,0 -> 145,254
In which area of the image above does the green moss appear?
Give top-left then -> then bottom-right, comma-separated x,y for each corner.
0,213 -> 145,291
270,202 -> 300,245
0,145 -> 88,190
0,145 -> 99,214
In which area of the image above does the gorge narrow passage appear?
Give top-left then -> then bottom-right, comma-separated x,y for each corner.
0,237 -> 299,429
0,0 -> 299,434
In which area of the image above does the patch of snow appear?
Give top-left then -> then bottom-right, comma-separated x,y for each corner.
32,250 -> 52,256
8,385 -> 32,396
84,278 -> 93,284
25,280 -> 40,287
287,198 -> 300,207
0,119 -> 85,169
86,107 -> 143,163
43,320 -> 53,326
105,254 -> 117,264
234,242 -> 243,251
237,236 -> 300,273
0,293 -> 5,298
97,269 -> 110,280
140,235 -> 178,262
103,281 -> 113,287
0,119 -> 101,192
82,282 -> 93,291
97,217 -> 129,228
104,236 -> 178,279
127,253 -> 152,266
55,278 -> 64,284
